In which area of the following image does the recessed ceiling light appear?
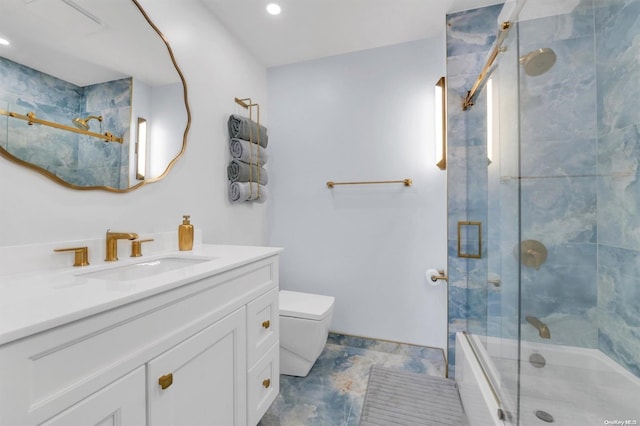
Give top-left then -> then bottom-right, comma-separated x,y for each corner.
266,3 -> 281,15
0,38 -> 9,46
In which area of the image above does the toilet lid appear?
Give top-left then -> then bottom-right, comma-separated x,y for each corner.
279,290 -> 335,321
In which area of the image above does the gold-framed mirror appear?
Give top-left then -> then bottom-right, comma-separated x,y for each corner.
0,0 -> 190,192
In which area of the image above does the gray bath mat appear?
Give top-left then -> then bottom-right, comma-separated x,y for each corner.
360,365 -> 468,425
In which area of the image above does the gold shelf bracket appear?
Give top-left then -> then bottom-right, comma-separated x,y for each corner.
235,97 -> 260,109
463,21 -> 512,111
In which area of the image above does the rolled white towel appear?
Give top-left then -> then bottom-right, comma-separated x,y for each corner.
229,182 -> 268,204
230,138 -> 268,165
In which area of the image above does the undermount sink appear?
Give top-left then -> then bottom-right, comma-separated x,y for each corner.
78,256 -> 215,282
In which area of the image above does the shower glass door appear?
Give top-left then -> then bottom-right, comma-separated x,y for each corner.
485,0 -> 640,423
482,20 -> 523,424
457,0 -> 640,424
514,0 -> 640,424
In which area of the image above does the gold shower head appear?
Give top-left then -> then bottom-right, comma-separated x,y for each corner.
72,115 -> 103,131
520,48 -> 557,76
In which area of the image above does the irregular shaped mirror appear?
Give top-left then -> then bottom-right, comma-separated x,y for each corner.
0,0 -> 189,192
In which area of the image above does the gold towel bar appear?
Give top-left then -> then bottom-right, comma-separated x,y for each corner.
0,109 -> 123,143
326,179 -> 412,188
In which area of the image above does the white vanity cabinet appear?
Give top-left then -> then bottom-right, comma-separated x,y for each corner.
40,367 -> 146,426
246,288 -> 280,425
148,307 -> 248,426
0,251 -> 280,426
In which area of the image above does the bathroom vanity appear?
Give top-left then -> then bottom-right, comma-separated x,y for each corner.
0,244 -> 281,426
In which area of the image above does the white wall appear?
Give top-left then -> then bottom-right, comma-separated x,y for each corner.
0,0 -> 267,248
267,38 -> 448,350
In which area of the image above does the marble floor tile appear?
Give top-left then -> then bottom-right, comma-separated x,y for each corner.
259,333 -> 446,426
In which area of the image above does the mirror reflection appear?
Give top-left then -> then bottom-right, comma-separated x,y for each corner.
0,0 -> 188,191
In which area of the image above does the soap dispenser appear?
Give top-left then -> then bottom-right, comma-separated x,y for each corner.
178,215 -> 194,251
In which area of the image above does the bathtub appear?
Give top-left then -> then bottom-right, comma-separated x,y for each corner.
455,332 -> 640,426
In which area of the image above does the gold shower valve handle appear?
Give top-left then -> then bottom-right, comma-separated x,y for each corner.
262,320 -> 270,329
53,246 -> 89,267
158,373 -> 173,390
519,240 -> 548,270
262,378 -> 271,389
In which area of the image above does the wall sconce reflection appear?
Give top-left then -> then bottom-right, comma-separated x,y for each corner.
435,76 -> 447,170
136,117 -> 147,180
487,77 -> 494,165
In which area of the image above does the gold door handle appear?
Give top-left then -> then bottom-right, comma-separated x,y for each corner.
262,378 -> 271,389
158,373 -> 173,390
262,320 -> 270,329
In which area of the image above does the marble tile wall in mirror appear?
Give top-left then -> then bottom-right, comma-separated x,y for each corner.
0,0 -> 189,192
0,57 -> 132,189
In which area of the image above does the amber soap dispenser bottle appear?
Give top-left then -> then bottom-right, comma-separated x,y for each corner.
178,215 -> 194,251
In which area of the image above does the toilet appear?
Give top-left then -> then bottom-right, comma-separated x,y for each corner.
279,290 -> 335,377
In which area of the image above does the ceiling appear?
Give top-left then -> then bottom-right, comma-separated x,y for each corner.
0,0 -> 505,87
199,0 -> 503,68
0,0 -> 180,87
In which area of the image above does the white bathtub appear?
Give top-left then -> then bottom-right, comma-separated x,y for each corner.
455,332 -> 640,426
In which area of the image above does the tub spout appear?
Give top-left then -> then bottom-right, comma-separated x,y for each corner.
526,315 -> 550,339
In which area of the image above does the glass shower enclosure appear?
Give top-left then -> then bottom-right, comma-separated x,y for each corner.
453,0 -> 640,424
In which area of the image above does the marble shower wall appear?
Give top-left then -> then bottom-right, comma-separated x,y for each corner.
446,0 -> 640,379
517,0 -> 599,348
0,57 -> 131,189
446,3 -> 502,370
595,0 -> 640,377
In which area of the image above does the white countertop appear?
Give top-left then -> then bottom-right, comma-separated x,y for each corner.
0,244 -> 282,346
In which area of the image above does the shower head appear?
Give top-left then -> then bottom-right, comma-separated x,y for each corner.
520,48 -> 557,76
72,115 -> 103,131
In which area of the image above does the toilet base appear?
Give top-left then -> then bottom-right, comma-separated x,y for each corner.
279,315 -> 330,377
278,290 -> 335,377
280,346 -> 317,377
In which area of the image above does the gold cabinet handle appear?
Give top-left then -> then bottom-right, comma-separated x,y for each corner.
262,378 -> 271,389
158,373 -> 173,390
53,246 -> 89,267
262,320 -> 270,329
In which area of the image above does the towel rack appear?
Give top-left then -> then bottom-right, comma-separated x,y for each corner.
229,96 -> 266,203
326,179 -> 412,188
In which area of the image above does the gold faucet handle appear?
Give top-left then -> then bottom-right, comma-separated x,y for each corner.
131,239 -> 154,257
54,246 -> 89,267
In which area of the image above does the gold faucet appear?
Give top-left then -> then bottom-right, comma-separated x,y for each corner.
526,315 -> 551,339
105,230 -> 139,261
